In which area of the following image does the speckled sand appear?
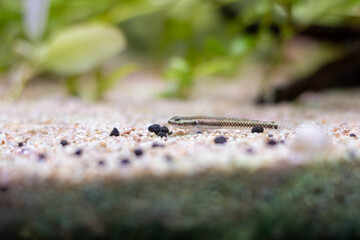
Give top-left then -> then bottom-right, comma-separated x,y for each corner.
0,75 -> 359,185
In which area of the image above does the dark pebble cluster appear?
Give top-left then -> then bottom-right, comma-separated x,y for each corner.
148,124 -> 170,138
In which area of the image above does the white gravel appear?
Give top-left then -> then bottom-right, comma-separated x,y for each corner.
0,80 -> 359,185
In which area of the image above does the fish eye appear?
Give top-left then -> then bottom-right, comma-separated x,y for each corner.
190,121 -> 197,125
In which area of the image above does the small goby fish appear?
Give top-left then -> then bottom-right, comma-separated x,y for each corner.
168,116 -> 282,130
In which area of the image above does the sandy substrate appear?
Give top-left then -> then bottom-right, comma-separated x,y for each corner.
1,76 -> 360,239
0,75 -> 359,186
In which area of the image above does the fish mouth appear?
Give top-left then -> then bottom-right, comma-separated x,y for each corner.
168,116 -> 181,125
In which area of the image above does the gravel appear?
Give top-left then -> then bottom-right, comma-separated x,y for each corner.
74,149 -> 83,156
214,136 -> 227,144
148,124 -> 161,134
0,83 -> 359,185
160,126 -> 169,134
251,126 -> 264,133
267,139 -> 277,146
134,148 -> 144,157
110,127 -> 120,137
60,139 -> 69,147
157,132 -> 167,138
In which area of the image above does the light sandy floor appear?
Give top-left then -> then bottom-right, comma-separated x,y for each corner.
0,75 -> 359,185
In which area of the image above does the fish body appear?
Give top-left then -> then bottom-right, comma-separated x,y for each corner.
168,116 -> 281,130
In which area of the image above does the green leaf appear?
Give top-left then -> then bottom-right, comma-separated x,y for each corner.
229,35 -> 255,57
162,56 -> 194,98
194,58 -> 238,79
94,63 -> 138,100
107,0 -> 160,23
39,23 -> 126,75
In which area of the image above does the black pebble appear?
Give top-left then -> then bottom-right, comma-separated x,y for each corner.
267,139 -> 277,146
197,131 -> 202,134
110,127 -> 120,137
165,155 -> 173,163
0,186 -> 8,193
134,148 -> 143,157
160,126 -> 169,134
74,149 -> 83,156
152,142 -> 165,148
18,142 -> 24,147
158,131 -> 167,138
98,160 -> 105,166
251,126 -> 264,133
350,133 -> 357,137
38,153 -> 46,161
214,136 -> 227,144
246,148 -> 254,154
60,139 -> 69,147
120,158 -> 130,165
148,124 -> 161,134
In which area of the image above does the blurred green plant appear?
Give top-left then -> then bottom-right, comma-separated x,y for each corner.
0,0 -> 359,99
11,23 -> 130,100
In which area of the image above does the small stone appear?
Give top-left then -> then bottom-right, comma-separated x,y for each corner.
267,139 -> 277,146
38,153 -> 46,161
158,131 -> 167,138
160,126 -> 169,134
98,160 -> 105,166
197,131 -> 202,134
110,127 -> 120,137
214,136 -> 227,144
60,139 -> 69,147
0,186 -> 8,193
148,124 -> 161,134
120,158 -> 130,165
18,142 -> 24,147
251,126 -> 264,133
350,133 -> 357,138
246,148 -> 254,154
152,142 -> 165,148
74,149 -> 83,156
268,134 -> 273,138
134,148 -> 143,157
165,155 -> 173,163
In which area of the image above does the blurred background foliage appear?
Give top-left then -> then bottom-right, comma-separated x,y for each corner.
0,0 -> 359,100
